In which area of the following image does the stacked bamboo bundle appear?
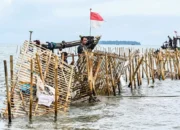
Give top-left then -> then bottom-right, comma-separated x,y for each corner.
71,50 -> 129,102
2,41 -> 74,120
123,48 -> 180,89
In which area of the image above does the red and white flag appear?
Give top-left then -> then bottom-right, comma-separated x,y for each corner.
90,12 -> 104,28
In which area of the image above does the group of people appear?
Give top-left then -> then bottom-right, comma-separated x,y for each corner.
60,37 -> 88,65
161,36 -> 179,49
33,37 -> 89,65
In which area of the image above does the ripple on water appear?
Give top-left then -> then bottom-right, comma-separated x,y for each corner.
0,45 -> 180,129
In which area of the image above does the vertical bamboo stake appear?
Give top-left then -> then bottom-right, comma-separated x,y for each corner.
54,56 -> 58,121
148,52 -> 152,78
105,54 -> 110,95
129,49 -> 132,88
169,53 -> 173,80
36,53 -> 44,82
85,51 -> 92,95
89,53 -> 96,96
135,57 -> 140,86
173,55 -> 178,79
165,51 -> 169,72
167,52 -> 169,72
138,56 -> 142,85
141,48 -> 144,79
29,59 -> 33,121
132,57 -> 136,89
155,54 -> 160,80
151,54 -> 155,83
124,53 -> 128,82
128,57 -> 144,87
62,53 -> 64,62
10,55 -> 14,108
10,56 -> 13,89
4,60 -> 11,123
145,52 -> 150,84
175,49 -> 180,79
110,63 -> 116,96
159,52 -> 165,80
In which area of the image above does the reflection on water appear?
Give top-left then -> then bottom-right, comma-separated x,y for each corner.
0,45 -> 180,129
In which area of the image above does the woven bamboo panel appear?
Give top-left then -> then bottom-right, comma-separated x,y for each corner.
2,41 -> 74,118
72,50 -> 127,102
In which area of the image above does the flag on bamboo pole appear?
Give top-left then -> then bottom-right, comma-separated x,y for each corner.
90,12 -> 104,28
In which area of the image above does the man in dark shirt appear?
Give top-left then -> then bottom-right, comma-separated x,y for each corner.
168,36 -> 173,47
77,37 -> 88,55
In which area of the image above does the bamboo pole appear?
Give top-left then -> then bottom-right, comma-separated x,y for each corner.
169,53 -> 173,80
145,52 -> 150,84
105,54 -> 110,95
89,53 -> 96,96
159,52 -> 165,80
110,63 -> 116,96
155,54 -> 160,80
10,56 -> 13,91
173,55 -> 178,79
138,56 -> 142,85
148,51 -> 152,78
54,55 -> 58,121
85,52 -> 92,95
135,57 -> 140,86
29,59 -> 33,121
175,49 -> 180,79
43,52 -> 52,80
150,54 -> 155,83
4,60 -> 11,123
36,53 -> 44,83
128,57 -> 144,87
124,53 -> 128,82
132,57 -> 136,89
10,55 -> 14,110
129,49 -> 132,88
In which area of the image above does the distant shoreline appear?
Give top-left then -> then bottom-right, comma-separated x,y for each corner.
99,41 -> 141,45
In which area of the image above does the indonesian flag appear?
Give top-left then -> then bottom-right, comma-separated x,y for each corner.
90,12 -> 104,28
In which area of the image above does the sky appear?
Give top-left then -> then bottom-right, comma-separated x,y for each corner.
0,0 -> 180,45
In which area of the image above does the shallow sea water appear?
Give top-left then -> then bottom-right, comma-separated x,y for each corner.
0,44 -> 180,130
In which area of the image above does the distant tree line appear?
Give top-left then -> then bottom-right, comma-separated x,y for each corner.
99,41 -> 141,45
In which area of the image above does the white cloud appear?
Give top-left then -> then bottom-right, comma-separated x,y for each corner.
1,0 -> 180,18
91,0 -> 180,16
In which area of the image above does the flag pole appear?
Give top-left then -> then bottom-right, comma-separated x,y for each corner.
90,8 -> 92,36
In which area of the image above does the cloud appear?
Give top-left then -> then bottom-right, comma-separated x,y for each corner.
1,0 -> 180,18
91,0 -> 180,16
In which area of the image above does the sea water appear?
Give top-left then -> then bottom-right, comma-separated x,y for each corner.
0,44 -> 180,130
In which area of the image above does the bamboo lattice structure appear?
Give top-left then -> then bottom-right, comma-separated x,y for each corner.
2,41 -> 74,118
